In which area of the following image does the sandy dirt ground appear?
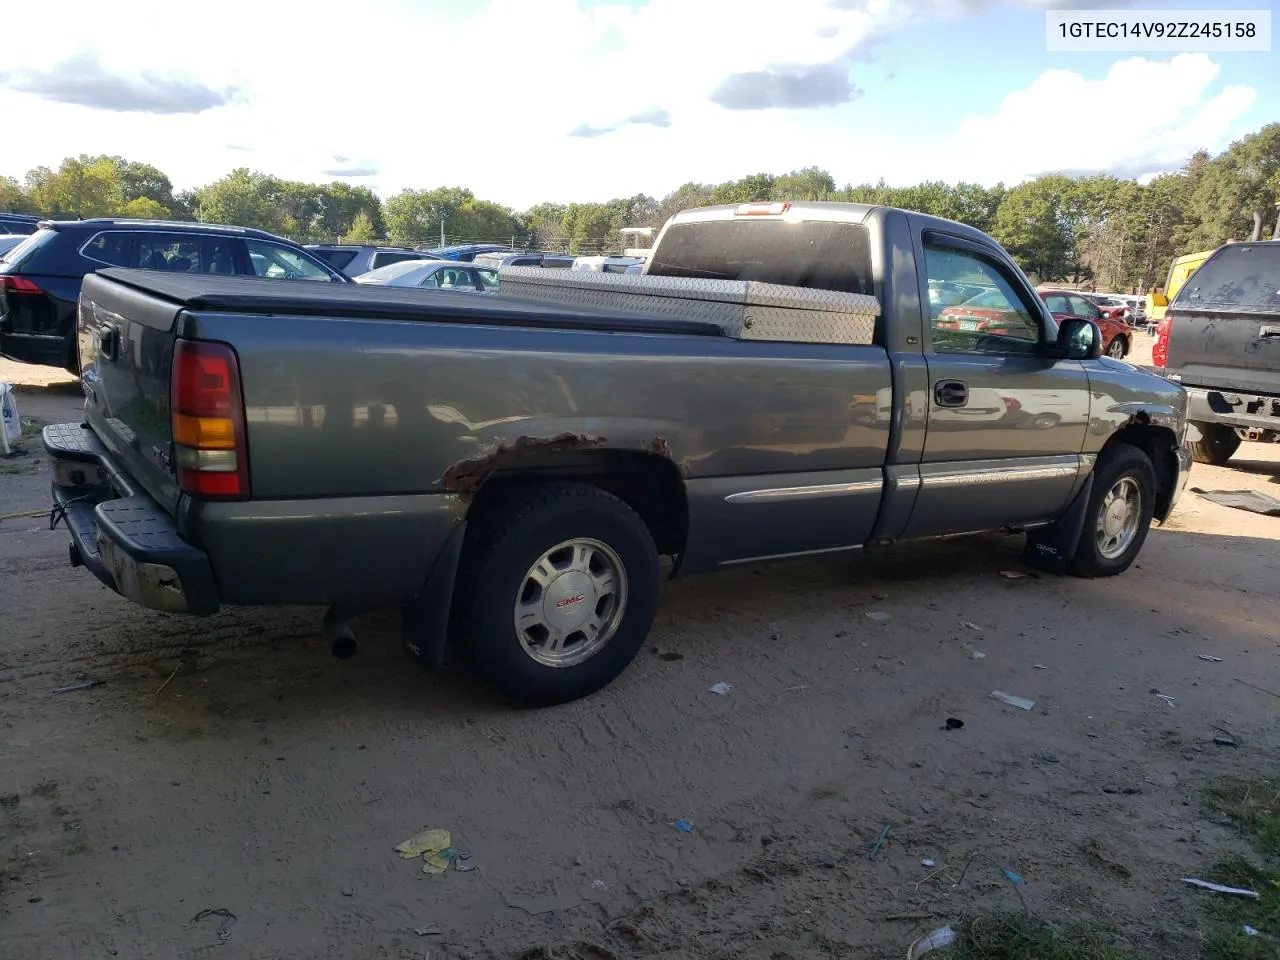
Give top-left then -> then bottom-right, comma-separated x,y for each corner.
2,353 -> 1278,960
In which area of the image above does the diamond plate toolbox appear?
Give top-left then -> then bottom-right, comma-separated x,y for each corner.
496,267 -> 880,345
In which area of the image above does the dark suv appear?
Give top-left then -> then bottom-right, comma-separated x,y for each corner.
0,212 -> 41,235
0,219 -> 349,373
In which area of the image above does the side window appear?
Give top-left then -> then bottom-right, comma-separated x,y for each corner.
243,240 -> 333,281
316,249 -> 357,272
134,233 -> 174,270
476,268 -> 499,290
924,242 -> 1041,355
82,232 -> 132,267
1068,295 -> 1100,319
370,251 -> 419,270
1042,294 -> 1071,314
419,270 -> 441,288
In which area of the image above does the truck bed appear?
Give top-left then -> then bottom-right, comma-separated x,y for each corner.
93,268 -> 729,338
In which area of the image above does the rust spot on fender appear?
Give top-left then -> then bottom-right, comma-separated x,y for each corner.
440,432 -> 607,499
648,436 -> 671,458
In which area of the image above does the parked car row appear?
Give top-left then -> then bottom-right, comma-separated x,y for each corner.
936,286 -> 1135,358
354,259 -> 499,291
1,218 -> 346,372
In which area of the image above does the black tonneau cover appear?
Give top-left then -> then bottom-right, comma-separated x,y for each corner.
94,268 -> 725,337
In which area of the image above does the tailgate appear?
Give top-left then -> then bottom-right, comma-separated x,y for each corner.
1166,243 -> 1280,395
77,272 -> 186,514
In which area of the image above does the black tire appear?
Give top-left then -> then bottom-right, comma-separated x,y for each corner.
1068,442 -> 1156,578
454,482 -> 660,707
1106,336 -> 1128,359
1187,422 -> 1241,466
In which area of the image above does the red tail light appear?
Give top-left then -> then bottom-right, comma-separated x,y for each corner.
1152,319 -> 1170,367
171,340 -> 249,500
0,275 -> 44,295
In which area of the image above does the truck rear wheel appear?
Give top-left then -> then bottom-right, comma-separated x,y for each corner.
1068,443 -> 1156,578
1188,422 -> 1240,465
454,482 -> 660,707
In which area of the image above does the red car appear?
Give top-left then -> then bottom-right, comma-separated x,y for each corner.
936,289 -> 1133,358
1038,291 -> 1132,358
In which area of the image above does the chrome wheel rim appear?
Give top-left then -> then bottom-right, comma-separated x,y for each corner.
1108,339 -> 1125,358
513,538 -> 628,668
1096,476 -> 1141,560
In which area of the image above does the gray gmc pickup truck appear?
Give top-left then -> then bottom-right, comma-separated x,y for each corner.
44,201 -> 1192,706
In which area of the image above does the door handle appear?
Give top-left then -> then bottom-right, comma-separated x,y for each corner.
97,323 -> 120,362
934,379 -> 968,408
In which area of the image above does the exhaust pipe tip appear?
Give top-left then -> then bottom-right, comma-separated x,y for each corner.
331,636 -> 357,660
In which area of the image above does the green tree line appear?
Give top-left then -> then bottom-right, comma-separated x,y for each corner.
3,123 -> 1277,289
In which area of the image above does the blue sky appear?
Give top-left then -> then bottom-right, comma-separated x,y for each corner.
1,0 -> 1273,208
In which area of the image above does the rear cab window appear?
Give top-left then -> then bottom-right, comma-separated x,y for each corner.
1175,244 -> 1280,310
369,251 -> 423,270
647,218 -> 874,296
314,249 -> 358,271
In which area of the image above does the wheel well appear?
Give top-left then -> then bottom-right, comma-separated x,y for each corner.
1099,422 -> 1178,521
463,450 -> 688,556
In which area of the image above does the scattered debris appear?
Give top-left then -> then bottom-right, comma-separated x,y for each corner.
1198,655 -> 1223,663
871,593 -> 888,602
341,886 -> 354,897
1039,750 -> 1059,763
866,611 -> 892,622
944,717 -> 964,730
955,851 -> 1031,915
413,923 -> 442,936
969,650 -> 986,660
1033,664 -> 1047,670
1000,570 -> 1030,580
453,853 -> 475,872
960,621 -> 983,631
906,925 -> 956,958
191,908 -> 237,942
868,824 -> 893,861
423,847 -> 456,874
1243,924 -> 1280,946
155,664 -> 181,695
1183,877 -> 1260,899
396,828 -> 452,859
991,690 -> 1035,711
51,680 -> 103,694
921,857 -> 937,868
1154,693 -> 1176,707
708,682 -> 733,696
591,879 -> 608,890
1191,487 -> 1280,516
1211,725 -> 1241,747
672,820 -> 694,833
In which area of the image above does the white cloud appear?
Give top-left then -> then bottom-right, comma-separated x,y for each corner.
949,53 -> 1256,183
0,2 -> 1261,211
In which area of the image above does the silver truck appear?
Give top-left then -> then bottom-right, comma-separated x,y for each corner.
44,201 -> 1192,706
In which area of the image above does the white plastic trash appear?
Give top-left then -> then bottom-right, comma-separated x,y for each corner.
906,925 -> 955,958
0,383 -> 21,454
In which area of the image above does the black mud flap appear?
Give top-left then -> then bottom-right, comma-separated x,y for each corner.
400,521 -> 467,671
1022,474 -> 1093,575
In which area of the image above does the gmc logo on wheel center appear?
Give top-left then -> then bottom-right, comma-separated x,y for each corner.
556,594 -> 585,608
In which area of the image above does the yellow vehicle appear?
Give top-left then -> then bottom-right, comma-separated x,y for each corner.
1146,248 -> 1215,321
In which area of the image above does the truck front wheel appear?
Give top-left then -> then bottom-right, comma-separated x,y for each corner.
1187,422 -> 1241,465
454,482 -> 660,707
1068,443 -> 1156,578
